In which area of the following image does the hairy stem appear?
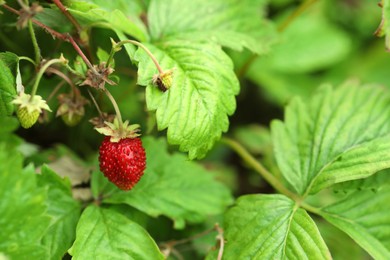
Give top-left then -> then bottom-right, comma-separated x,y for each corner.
52,0 -> 82,33
221,137 -> 301,202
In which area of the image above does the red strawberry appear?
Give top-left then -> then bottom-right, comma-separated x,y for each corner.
99,136 -> 146,190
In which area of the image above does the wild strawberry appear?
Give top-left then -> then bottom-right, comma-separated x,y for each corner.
56,93 -> 88,127
96,118 -> 146,190
12,92 -> 51,128
99,136 -> 146,190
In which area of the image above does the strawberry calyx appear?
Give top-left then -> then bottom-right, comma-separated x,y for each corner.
95,117 -> 140,142
12,92 -> 52,128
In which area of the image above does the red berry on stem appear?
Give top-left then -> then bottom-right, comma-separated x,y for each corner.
99,136 -> 146,190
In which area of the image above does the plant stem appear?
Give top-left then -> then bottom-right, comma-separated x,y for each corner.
19,56 -> 36,66
107,39 -> 164,74
28,20 -> 41,65
52,0 -> 82,33
30,58 -> 64,99
67,34 -> 96,73
87,89 -> 104,118
300,201 -> 322,215
2,4 -> 96,73
221,137 -> 301,201
103,88 -> 123,132
277,0 -> 318,32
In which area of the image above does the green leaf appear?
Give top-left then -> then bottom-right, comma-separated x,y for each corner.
333,169 -> 390,192
320,186 -> 390,259
0,58 -> 17,116
37,166 -> 81,260
66,1 -> 147,41
0,146 -> 50,259
68,205 -> 164,259
316,220 -> 369,260
271,82 -> 390,195
135,41 -> 239,159
222,194 -> 331,259
147,0 -> 276,54
99,137 -> 233,229
265,12 -> 351,73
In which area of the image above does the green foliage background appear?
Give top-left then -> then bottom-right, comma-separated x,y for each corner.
1,0 -> 390,259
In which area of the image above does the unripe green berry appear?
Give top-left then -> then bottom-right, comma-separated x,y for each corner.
16,107 -> 40,128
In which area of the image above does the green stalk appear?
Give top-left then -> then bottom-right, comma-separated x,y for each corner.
103,88 -> 123,133
221,137 -> 302,202
106,39 -> 164,74
28,20 -> 41,65
30,58 -> 65,99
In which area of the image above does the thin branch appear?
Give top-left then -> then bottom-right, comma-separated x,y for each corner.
221,137 -> 302,202
52,0 -> 82,33
215,223 -> 225,260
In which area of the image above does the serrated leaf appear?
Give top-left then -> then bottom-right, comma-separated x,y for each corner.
0,58 -> 17,116
0,146 -> 50,259
148,0 -> 276,54
271,82 -> 390,195
68,205 -> 164,259
333,169 -> 390,192
135,41 -> 239,159
98,137 -> 233,229
316,220 -> 369,260
320,187 -> 390,259
222,194 -> 331,259
38,166 -> 81,260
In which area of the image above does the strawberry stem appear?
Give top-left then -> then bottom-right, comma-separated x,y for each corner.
30,57 -> 67,100
28,20 -> 41,66
103,88 -> 124,133
106,39 -> 164,74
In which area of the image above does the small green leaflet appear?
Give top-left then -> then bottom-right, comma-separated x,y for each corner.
38,166 -> 81,260
222,194 -> 331,259
320,187 -> 390,259
96,137 -> 233,229
135,41 -> 239,159
68,205 -> 164,259
0,147 -> 50,259
147,0 -> 276,54
271,82 -> 390,195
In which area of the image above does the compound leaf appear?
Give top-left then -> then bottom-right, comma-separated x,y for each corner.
272,82 -> 390,195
